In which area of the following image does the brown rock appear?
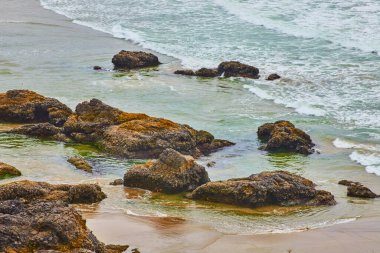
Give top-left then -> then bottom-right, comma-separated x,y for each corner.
109,179 -> 123,186
124,149 -> 210,193
0,180 -> 106,204
194,68 -> 219,78
189,171 -> 336,207
67,157 -> 93,173
174,69 -> 195,76
0,180 -> 125,253
93,66 -> 102,70
257,120 -> 315,155
217,61 -> 259,79
0,90 -> 73,126
339,180 -> 379,198
266,73 -> 281,81
9,122 -> 63,138
112,50 -> 160,70
0,162 -> 21,179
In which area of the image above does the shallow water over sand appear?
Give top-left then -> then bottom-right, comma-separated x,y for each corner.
1,0 -> 380,244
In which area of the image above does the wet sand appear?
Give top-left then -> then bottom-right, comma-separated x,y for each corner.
2,0 -> 380,252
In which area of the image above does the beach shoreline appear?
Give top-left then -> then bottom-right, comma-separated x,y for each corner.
1,0 -> 380,252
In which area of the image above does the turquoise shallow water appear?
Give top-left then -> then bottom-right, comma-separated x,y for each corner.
0,0 -> 380,235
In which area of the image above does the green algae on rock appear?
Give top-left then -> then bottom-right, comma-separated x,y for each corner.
124,148 -> 210,193
0,162 -> 21,179
257,120 -> 315,155
189,171 -> 336,208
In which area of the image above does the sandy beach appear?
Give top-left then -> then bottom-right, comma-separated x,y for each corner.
1,0 -> 380,252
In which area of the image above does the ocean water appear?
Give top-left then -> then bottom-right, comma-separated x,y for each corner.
39,0 -> 380,173
1,0 -> 380,238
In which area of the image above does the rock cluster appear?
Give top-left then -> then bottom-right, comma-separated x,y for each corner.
5,90 -> 233,159
175,61 -> 260,79
112,50 -> 160,70
0,162 -> 21,179
0,180 -> 127,253
124,149 -> 210,193
257,120 -> 315,155
338,180 -> 379,198
189,171 -> 336,207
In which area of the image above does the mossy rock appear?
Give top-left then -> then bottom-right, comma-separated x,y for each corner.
0,162 -> 21,180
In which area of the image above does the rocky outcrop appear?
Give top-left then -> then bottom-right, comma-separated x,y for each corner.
266,73 -> 281,81
257,120 -> 315,155
0,90 -> 72,127
6,90 -> 233,159
174,61 -> 259,79
112,50 -> 160,70
0,180 -> 106,204
67,157 -> 93,173
189,171 -> 336,207
0,162 -> 21,179
217,61 -> 259,79
124,149 -> 210,193
0,181 -> 127,253
338,180 -> 379,198
62,99 -> 233,158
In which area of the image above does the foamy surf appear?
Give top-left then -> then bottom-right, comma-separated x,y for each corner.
333,138 -> 380,176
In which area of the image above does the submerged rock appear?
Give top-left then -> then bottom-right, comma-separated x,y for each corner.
257,120 -> 315,155
266,73 -> 281,81
0,181 -> 126,253
93,65 -> 102,70
67,156 -> 93,173
189,171 -> 336,207
112,50 -> 160,70
217,61 -> 259,79
0,180 -> 106,204
124,149 -> 210,193
0,162 -> 21,179
0,90 -> 73,127
339,180 -> 379,198
110,179 -> 124,186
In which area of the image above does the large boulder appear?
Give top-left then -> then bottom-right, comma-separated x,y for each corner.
63,99 -> 233,158
0,162 -> 21,179
0,90 -> 73,126
189,171 -> 336,207
257,120 -> 315,155
112,50 -> 160,70
217,61 -> 259,79
338,180 -> 379,198
124,149 -> 210,193
0,180 -> 126,253
0,180 -> 106,204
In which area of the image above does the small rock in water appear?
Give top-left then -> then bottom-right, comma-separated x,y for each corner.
93,65 -> 102,70
67,156 -> 93,173
174,69 -> 195,76
110,178 -> 124,186
257,120 -> 315,155
195,68 -> 219,78
0,162 -> 21,179
206,161 -> 216,167
217,61 -> 259,79
266,73 -> 281,81
339,180 -> 379,198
